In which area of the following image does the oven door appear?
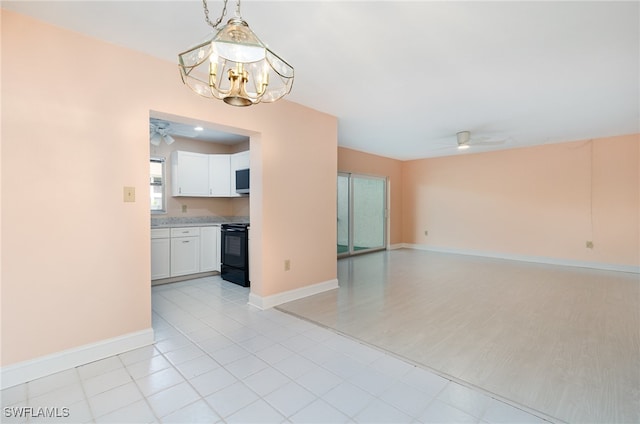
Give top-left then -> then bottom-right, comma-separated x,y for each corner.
221,227 -> 248,269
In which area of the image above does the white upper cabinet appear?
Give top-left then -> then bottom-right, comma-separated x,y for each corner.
171,151 -> 209,196
209,155 -> 231,197
171,150 -> 248,198
232,150 -> 250,170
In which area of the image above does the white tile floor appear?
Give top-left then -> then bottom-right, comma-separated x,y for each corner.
1,276 -> 550,423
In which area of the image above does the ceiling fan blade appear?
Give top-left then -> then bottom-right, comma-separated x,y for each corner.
472,136 -> 512,146
474,140 -> 506,146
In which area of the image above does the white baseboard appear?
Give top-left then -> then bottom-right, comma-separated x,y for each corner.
248,279 -> 339,310
1,328 -> 154,390
387,243 -> 404,250
403,244 -> 640,274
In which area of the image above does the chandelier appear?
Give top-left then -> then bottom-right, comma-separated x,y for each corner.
178,0 -> 294,107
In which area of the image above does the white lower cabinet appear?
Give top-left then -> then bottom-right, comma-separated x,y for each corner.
170,237 -> 200,277
170,227 -> 200,277
200,226 -> 221,272
152,225 -> 220,280
151,229 -> 170,280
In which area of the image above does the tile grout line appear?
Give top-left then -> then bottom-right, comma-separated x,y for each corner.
160,280 -> 428,422
159,280 -> 450,422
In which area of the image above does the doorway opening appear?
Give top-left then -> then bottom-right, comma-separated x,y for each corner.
148,110 -> 254,286
337,172 -> 388,257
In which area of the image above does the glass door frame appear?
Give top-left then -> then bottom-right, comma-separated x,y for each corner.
337,172 -> 388,258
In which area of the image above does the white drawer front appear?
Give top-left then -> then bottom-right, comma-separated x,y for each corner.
151,228 -> 170,239
171,227 -> 201,237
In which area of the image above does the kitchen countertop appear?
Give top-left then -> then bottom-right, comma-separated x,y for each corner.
151,222 -> 222,228
151,216 -> 249,229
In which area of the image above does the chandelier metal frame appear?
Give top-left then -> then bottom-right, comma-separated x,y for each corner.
178,0 -> 294,107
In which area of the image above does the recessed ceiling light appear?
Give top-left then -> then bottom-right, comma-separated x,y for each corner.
194,126 -> 204,131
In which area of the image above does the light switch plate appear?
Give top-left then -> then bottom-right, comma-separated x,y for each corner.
123,186 -> 135,202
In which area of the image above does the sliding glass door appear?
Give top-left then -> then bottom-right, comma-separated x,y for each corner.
337,174 -> 350,255
337,172 -> 387,257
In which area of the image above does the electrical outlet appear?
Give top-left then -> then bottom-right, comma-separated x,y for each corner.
182,204 -> 187,213
586,241 -> 594,249
123,186 -> 135,202
284,259 -> 291,271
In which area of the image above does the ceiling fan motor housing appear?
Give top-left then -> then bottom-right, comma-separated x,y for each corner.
456,131 -> 471,146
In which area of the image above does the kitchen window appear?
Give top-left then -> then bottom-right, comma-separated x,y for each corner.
150,157 -> 166,213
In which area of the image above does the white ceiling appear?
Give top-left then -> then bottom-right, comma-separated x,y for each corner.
4,1 -> 638,160
150,117 -> 250,145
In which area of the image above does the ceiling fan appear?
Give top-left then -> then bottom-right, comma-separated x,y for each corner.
149,118 -> 175,146
454,130 -> 509,150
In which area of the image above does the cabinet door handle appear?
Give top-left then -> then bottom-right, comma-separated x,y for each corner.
182,240 -> 190,243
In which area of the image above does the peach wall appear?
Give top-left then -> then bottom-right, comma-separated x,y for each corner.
255,105 -> 337,296
1,10 -> 337,366
338,147 -> 403,245
402,135 -> 639,267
